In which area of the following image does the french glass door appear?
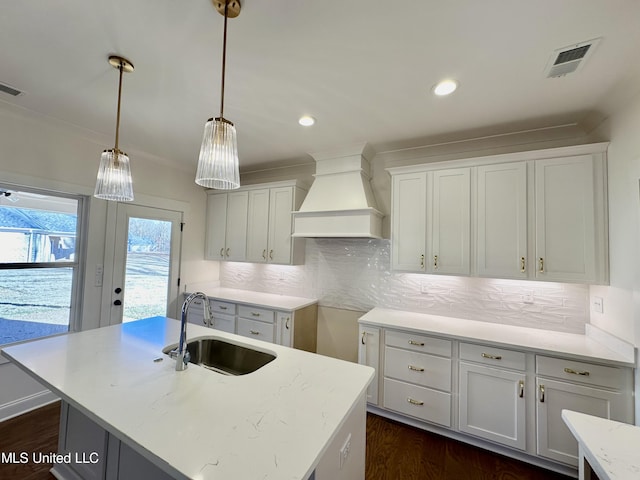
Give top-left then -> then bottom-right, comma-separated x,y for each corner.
109,204 -> 182,324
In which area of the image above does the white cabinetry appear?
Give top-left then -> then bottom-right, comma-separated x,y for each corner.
534,156 -> 596,283
535,356 -> 633,467
358,326 -> 380,405
388,143 -> 609,284
427,168 -> 470,275
458,343 -> 527,450
208,180 -> 307,265
391,172 -> 427,271
382,330 -> 452,427
476,162 -> 528,279
183,293 -> 317,352
205,191 -> 248,261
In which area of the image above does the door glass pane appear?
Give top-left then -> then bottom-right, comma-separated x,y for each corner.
122,217 -> 172,323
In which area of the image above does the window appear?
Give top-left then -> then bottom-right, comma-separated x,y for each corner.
0,185 -> 84,346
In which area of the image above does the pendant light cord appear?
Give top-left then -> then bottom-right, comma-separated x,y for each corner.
114,61 -> 124,152
219,1 -> 229,119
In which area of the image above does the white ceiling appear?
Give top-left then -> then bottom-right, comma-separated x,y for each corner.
2,0 -> 640,172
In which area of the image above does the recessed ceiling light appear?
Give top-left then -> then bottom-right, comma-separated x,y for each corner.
433,79 -> 458,96
298,115 -> 316,127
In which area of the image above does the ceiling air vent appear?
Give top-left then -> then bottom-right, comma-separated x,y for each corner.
0,81 -> 23,97
545,38 -> 601,78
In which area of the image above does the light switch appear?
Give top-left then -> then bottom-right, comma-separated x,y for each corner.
592,296 -> 604,314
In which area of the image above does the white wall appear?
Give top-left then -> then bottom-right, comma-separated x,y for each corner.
587,90 -> 640,422
0,102 -> 218,418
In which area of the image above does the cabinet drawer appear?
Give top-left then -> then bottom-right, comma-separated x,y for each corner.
460,343 -> 526,371
237,305 -> 275,323
211,300 -> 235,315
536,356 -> 630,390
211,313 -> 235,334
385,330 -> 451,357
237,318 -> 275,343
384,346 -> 451,391
383,378 -> 451,427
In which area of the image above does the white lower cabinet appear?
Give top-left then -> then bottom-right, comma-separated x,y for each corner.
182,293 -> 318,352
358,323 -> 635,474
535,355 -> 633,467
358,326 -> 380,405
459,362 -> 526,450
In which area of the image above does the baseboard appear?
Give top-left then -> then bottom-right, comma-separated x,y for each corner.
0,390 -> 59,422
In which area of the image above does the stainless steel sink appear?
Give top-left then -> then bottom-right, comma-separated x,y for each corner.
163,337 -> 276,375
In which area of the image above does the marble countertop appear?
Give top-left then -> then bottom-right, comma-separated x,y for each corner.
1,317 -> 373,480
562,410 -> 640,479
184,287 -> 318,311
359,308 -> 635,366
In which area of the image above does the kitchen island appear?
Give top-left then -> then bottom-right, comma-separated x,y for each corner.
1,316 -> 374,480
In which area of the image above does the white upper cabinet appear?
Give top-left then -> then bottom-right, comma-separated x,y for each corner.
535,155 -> 596,283
427,168 -> 470,275
387,143 -> 609,284
246,188 -> 271,262
208,181 -> 307,265
476,162 -> 528,279
205,191 -> 248,262
391,172 -> 427,271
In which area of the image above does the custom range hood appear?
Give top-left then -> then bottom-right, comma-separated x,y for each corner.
292,143 -> 383,238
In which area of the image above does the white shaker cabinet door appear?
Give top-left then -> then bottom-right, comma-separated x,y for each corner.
358,326 -> 380,405
535,377 -> 624,466
224,191 -> 249,262
534,156 -> 596,283
205,193 -> 228,260
246,188 -> 270,263
391,172 -> 427,271
459,362 -> 526,450
268,186 -> 295,264
428,168 -> 471,275
476,162 -> 528,279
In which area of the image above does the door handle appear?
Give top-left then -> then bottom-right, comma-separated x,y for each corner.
113,299 -> 122,306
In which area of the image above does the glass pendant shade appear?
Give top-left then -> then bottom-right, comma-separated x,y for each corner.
195,117 -> 240,189
94,149 -> 134,201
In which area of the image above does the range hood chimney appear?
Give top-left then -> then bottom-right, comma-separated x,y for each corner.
292,143 -> 384,238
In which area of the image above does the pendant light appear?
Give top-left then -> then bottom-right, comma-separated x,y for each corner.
195,0 -> 241,190
94,56 -> 135,202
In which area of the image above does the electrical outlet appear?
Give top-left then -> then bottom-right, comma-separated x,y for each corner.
94,264 -> 104,287
523,291 -> 534,304
592,296 -> 604,314
339,433 -> 352,469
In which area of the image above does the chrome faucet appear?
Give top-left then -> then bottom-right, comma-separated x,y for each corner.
173,292 -> 212,371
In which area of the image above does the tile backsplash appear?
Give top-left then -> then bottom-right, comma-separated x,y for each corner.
220,239 -> 589,334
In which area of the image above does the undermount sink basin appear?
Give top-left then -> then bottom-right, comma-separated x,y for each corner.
163,337 -> 276,375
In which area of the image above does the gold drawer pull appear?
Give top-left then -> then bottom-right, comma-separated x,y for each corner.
219,248 -> 224,257
250,330 -> 260,335
420,254 -> 425,269
519,380 -> 524,398
434,255 -> 439,270
481,353 -> 503,360
538,257 -> 544,273
251,312 -> 261,317
408,365 -> 425,372
285,317 -> 290,330
564,367 -> 590,376
218,305 -> 227,310
539,384 -> 545,403
408,340 -> 425,347
520,256 -> 526,272
269,249 -> 274,260
361,331 -> 366,345
226,247 -> 230,257
407,397 -> 424,406
262,249 -> 267,260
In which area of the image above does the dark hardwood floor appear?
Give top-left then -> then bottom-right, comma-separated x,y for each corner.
366,414 -> 572,480
0,401 -> 59,480
0,403 -> 572,479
